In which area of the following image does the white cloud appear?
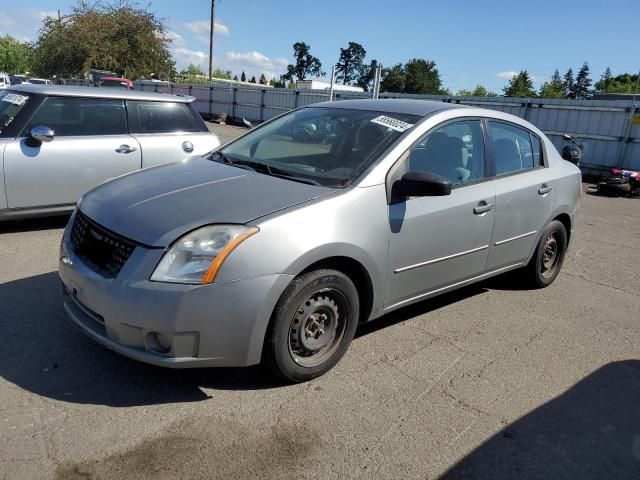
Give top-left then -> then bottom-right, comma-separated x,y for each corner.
182,19 -> 230,44
496,70 -> 518,80
37,11 -> 58,20
173,47 -> 209,70
165,30 -> 187,47
0,9 -> 60,42
496,70 -> 545,84
0,13 -> 14,30
224,50 -> 288,80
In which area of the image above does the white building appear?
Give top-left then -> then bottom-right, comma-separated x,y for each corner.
296,80 -> 364,92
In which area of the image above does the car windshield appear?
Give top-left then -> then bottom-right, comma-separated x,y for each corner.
0,90 -> 29,132
29,79 -> 47,84
216,107 -> 420,187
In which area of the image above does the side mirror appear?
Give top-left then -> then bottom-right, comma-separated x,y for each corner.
29,126 -> 55,144
392,171 -> 452,200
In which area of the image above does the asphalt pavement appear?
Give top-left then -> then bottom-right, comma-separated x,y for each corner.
1,127 -> 638,479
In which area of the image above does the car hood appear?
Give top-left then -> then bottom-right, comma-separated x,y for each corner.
79,157 -> 335,247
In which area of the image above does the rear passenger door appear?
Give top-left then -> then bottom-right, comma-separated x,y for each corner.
127,101 -> 219,167
3,97 -> 141,209
484,120 -> 555,271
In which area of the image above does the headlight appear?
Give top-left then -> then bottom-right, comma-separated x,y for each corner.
150,225 -> 259,284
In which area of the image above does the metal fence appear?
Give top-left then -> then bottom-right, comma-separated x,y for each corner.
133,80 -> 639,172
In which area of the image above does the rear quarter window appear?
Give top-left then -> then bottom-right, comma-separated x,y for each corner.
127,101 -> 206,134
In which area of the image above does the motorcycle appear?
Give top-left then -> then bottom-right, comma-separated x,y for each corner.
561,134 -> 584,166
596,167 -> 640,197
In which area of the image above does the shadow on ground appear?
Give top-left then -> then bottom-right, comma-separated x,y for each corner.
441,360 -> 640,480
0,272 -> 284,408
0,269 -> 496,407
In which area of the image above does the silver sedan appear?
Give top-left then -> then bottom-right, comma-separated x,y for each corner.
58,99 -> 581,382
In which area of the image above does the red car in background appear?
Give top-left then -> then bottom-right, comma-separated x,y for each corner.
98,77 -> 133,89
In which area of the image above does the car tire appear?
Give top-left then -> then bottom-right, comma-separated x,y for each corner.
524,220 -> 568,288
263,269 -> 359,383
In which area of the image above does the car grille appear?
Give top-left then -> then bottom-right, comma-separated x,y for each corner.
70,211 -> 137,278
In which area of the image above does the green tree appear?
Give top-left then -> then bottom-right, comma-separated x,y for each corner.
596,72 -> 640,93
32,1 -> 174,79
212,68 -> 231,80
594,67 -> 612,92
563,68 -> 575,98
250,76 -> 256,83
259,73 -> 268,85
503,71 -> 537,97
403,58 -> 442,94
181,63 -> 205,76
571,62 -> 592,99
270,78 -> 285,88
380,63 -> 405,92
0,35 -> 32,74
356,59 -> 378,91
241,71 -> 246,82
233,74 -> 238,81
539,69 -> 566,98
335,42 -> 366,85
456,84 -> 497,96
281,42 -> 324,82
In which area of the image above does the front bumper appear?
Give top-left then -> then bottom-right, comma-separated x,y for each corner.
59,225 -> 292,368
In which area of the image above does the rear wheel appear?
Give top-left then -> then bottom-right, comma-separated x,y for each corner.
524,220 -> 568,288
263,269 -> 359,383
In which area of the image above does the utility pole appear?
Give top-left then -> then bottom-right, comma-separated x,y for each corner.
208,0 -> 216,81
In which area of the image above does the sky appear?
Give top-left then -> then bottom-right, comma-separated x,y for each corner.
1,0 -> 639,92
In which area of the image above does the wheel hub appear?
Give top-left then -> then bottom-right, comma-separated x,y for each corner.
540,233 -> 559,277
288,290 -> 347,367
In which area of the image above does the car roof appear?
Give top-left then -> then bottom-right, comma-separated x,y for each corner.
9,84 -> 195,103
310,98 -> 467,117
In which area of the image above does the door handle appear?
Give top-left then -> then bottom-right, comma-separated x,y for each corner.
473,202 -> 494,214
538,185 -> 553,195
115,144 -> 137,154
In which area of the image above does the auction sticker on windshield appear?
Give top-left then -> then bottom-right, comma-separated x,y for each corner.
1,93 -> 28,106
370,115 -> 414,132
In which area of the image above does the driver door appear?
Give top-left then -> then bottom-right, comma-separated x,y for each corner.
385,119 -> 496,309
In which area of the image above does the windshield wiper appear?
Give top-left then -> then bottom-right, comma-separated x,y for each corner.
268,173 -> 321,186
223,159 -> 322,186
210,151 -> 256,172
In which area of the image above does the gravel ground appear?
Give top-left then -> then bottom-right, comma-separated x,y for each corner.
1,126 -> 638,479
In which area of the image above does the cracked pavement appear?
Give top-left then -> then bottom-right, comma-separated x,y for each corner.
1,129 -> 639,479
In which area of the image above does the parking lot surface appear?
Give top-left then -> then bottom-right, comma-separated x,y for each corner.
1,125 -> 639,479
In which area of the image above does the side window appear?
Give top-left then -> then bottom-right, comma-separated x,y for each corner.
531,134 -> 543,166
23,97 -> 127,136
128,101 -> 200,134
407,120 -> 485,185
489,121 -> 540,175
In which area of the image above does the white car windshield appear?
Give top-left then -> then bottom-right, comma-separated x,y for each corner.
216,107 -> 420,187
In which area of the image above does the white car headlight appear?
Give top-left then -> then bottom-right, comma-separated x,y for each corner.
150,225 -> 259,284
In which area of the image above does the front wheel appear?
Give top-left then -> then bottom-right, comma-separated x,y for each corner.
263,269 -> 359,383
524,220 -> 568,288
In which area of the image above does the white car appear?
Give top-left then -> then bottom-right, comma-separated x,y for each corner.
26,78 -> 53,85
0,84 -> 220,220
0,73 -> 10,89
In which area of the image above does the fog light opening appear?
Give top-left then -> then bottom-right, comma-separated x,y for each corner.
145,332 -> 172,355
